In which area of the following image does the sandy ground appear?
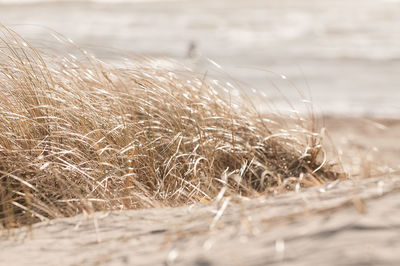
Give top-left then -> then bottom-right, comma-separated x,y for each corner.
1,117 -> 400,266
324,117 -> 400,173
1,176 -> 399,266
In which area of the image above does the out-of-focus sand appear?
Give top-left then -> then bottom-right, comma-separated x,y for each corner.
1,118 -> 400,266
324,117 -> 400,173
1,178 -> 399,266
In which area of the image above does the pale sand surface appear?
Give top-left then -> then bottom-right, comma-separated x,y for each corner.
1,118 -> 400,266
324,117 -> 400,172
1,176 -> 399,266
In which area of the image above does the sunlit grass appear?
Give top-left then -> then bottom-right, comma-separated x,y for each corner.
0,26 -> 342,229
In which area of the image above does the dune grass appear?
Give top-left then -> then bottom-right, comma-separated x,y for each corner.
0,26 -> 343,229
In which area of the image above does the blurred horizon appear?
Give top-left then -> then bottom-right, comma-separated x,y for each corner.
1,0 -> 399,117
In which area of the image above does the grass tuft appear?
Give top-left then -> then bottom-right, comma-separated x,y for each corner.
0,26 -> 343,228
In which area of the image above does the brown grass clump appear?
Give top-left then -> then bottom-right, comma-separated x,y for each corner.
0,26 -> 342,229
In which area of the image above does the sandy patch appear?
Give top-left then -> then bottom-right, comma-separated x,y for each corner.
1,174 -> 399,266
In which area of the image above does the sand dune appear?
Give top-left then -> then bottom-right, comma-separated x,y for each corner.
2,174 -> 399,266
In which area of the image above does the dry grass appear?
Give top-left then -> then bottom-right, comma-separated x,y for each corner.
0,26 -> 342,229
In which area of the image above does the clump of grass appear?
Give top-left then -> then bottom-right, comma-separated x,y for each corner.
0,26 -> 342,228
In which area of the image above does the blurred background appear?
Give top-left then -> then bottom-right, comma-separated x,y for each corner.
1,0 -> 399,117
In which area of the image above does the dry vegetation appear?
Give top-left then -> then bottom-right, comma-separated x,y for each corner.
0,26 -> 343,229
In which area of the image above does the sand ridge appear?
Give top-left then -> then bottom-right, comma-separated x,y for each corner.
1,175 -> 399,266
